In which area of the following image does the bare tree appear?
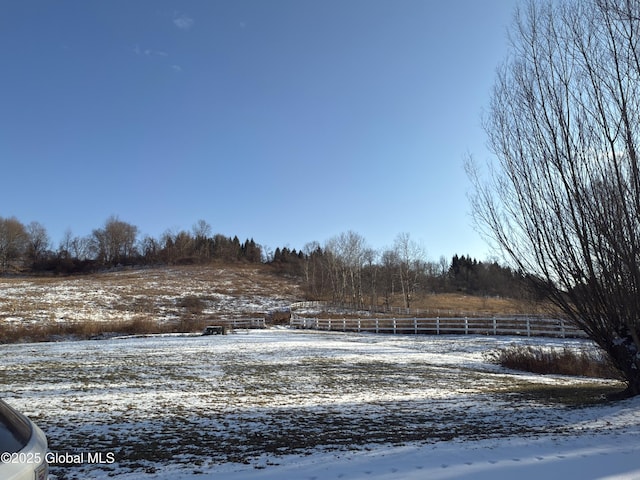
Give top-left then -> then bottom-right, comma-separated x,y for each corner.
0,217 -> 27,271
71,235 -> 91,261
25,221 -> 50,266
341,231 -> 368,308
302,241 -> 325,298
140,235 -> 162,264
468,0 -> 640,397
393,233 -> 425,309
362,247 -> 378,308
58,229 -> 73,259
324,236 -> 348,303
324,231 -> 369,306
91,216 -> 138,266
192,219 -> 212,262
57,229 -> 89,261
379,249 -> 399,309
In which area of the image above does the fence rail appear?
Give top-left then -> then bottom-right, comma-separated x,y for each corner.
290,316 -> 586,339
289,300 -> 522,319
218,318 -> 266,329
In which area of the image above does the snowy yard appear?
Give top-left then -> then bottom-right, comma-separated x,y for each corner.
1,329 -> 639,479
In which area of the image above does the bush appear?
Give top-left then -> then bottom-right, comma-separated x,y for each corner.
487,344 -> 621,379
177,296 -> 206,315
265,308 -> 291,325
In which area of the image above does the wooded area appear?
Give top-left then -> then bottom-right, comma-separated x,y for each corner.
0,216 -> 261,273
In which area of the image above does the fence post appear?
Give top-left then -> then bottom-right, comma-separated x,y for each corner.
376,318 -> 379,334
343,318 -> 346,331
493,316 -> 497,335
393,318 -> 397,335
560,319 -> 565,338
464,317 -> 468,335
358,318 -> 361,333
414,317 -> 417,334
526,317 -> 531,337
436,317 -> 440,335
328,319 -> 332,331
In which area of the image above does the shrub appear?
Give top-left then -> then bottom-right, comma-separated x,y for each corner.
487,344 -> 621,379
177,296 -> 206,315
265,308 -> 291,325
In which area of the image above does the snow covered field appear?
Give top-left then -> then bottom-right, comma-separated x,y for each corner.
1,329 -> 638,479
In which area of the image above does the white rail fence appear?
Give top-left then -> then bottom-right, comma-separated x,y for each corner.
290,316 -> 587,339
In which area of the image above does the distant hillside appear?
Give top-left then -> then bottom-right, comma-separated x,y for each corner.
0,263 -> 546,343
0,264 -> 302,342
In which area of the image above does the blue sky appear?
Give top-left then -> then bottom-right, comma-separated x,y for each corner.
1,0 -> 518,262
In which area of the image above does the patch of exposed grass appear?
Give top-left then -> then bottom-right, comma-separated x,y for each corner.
496,382 -> 623,406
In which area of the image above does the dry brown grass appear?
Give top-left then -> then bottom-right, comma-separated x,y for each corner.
487,345 -> 622,379
409,292 -> 550,316
0,317 -> 176,343
363,292 -> 552,317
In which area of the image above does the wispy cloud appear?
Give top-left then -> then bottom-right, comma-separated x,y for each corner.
133,45 -> 168,57
173,13 -> 194,30
171,65 -> 182,73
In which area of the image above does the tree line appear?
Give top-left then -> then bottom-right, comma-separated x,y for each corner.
0,215 -> 526,300
0,215 -> 262,274
270,231 -> 528,305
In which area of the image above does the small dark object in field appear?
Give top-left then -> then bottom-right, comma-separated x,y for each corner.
202,325 -> 226,335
